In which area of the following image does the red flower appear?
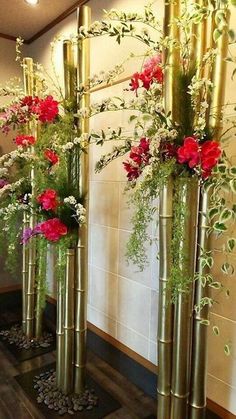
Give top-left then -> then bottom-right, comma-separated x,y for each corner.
161,142 -> 177,159
130,55 -> 163,94
44,149 -> 59,165
123,137 -> 150,181
123,162 -> 141,181
130,73 -> 142,93
201,140 -> 221,177
177,137 -> 221,178
37,189 -> 59,211
38,218 -> 67,242
37,96 -> 59,123
177,137 -> 200,168
15,134 -> 36,147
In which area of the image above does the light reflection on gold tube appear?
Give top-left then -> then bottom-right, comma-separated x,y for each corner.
23,57 -> 37,339
56,248 -> 65,390
22,210 -> 29,334
170,178 -> 199,419
189,189 -> 210,419
157,178 -> 174,419
208,9 -> 230,138
74,5 -> 91,395
63,249 -> 75,395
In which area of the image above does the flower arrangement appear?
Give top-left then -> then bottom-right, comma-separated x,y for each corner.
69,0 -> 236,315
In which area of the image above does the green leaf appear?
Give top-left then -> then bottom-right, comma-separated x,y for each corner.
227,238 -> 236,252
129,115 -> 137,122
230,179 -> 236,193
213,326 -> 220,336
200,319 -> 210,326
230,166 -> 236,176
213,222 -> 227,232
208,207 -> 219,219
219,208 -> 233,223
209,281 -> 222,289
213,28 -> 222,42
221,262 -> 234,275
224,344 -> 231,356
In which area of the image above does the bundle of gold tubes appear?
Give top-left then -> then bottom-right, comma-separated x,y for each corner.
157,1 -> 230,418
56,5 -> 91,395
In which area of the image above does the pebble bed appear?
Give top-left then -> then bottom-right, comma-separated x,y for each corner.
34,369 -> 98,415
0,324 -> 53,350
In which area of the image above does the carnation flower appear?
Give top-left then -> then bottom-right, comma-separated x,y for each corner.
38,218 -> 68,241
201,140 -> 221,178
44,149 -> 59,165
36,95 -> 59,123
37,189 -> 59,211
15,134 -> 36,147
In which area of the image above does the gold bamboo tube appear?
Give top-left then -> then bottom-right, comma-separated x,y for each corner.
208,8 -> 230,138
190,0 -> 208,78
157,178 -> 174,419
170,178 -> 199,419
63,40 -> 77,105
74,5 -> 91,395
23,57 -> 37,339
63,249 -> 75,395
163,0 -> 180,121
189,189 -> 210,419
22,210 -> 29,334
34,80 -> 43,340
35,246 -> 44,339
56,248 -> 65,390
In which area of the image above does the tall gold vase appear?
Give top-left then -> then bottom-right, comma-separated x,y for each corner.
56,248 -> 65,390
74,5 -> 91,395
22,210 -> 29,334
23,57 -> 37,339
63,249 -> 75,395
189,7 -> 230,417
157,178 -> 174,419
157,1 -> 180,417
189,189 -> 211,419
170,178 -> 199,419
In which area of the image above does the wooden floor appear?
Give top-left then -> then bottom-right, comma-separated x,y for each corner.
0,344 -> 156,419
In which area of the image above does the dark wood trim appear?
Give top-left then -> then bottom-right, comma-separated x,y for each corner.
207,399 -> 236,419
26,0 -> 89,44
0,33 -> 17,42
87,321 -> 156,374
45,295 -> 235,418
0,284 -> 21,294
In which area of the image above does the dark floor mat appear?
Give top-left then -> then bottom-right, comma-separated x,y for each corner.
0,324 -> 55,362
15,362 -> 121,418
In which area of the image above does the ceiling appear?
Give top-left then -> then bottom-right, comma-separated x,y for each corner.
0,0 -> 84,43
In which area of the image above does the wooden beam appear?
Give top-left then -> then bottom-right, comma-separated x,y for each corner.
27,0 -> 89,44
0,33 -> 17,42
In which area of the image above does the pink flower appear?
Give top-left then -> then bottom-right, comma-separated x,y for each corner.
38,218 -> 68,241
37,189 -> 59,211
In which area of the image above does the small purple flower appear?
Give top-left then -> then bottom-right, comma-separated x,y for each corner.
21,227 -> 34,244
0,179 -> 9,189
